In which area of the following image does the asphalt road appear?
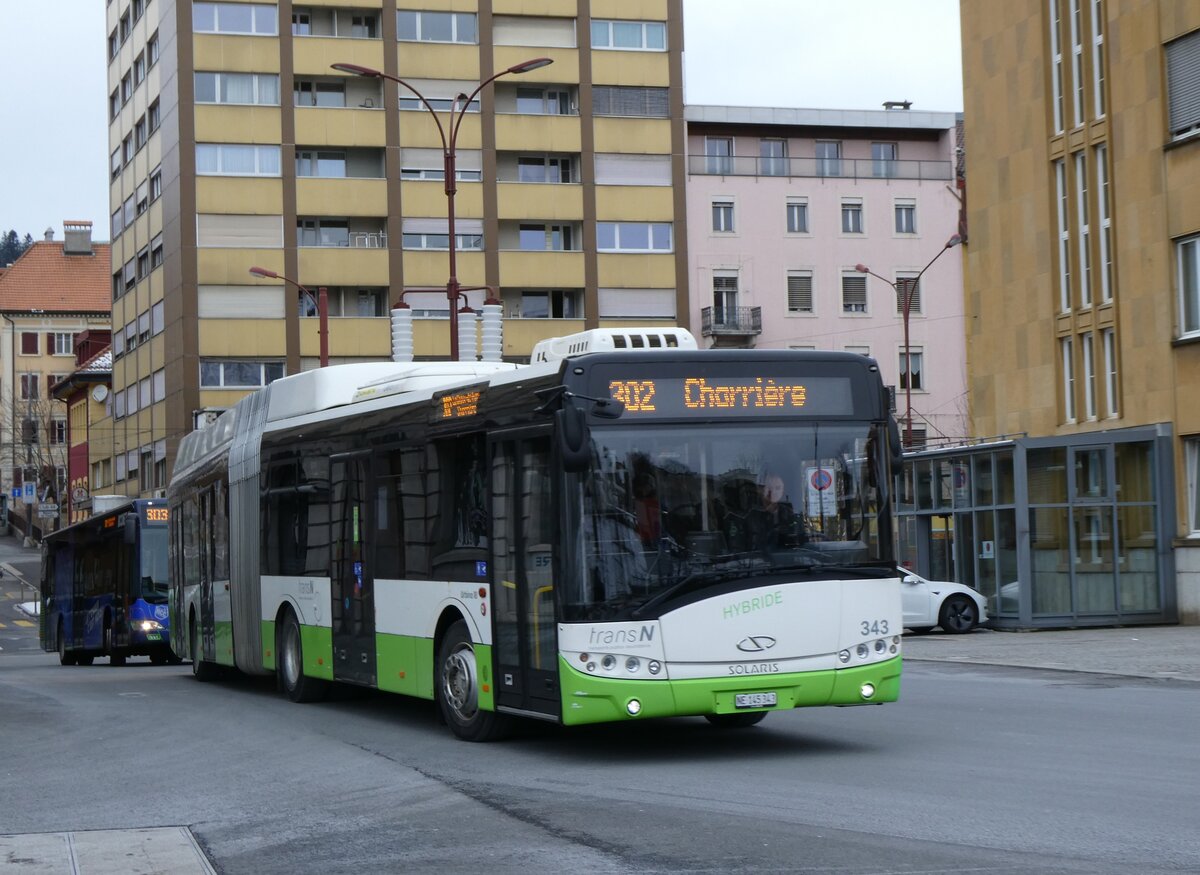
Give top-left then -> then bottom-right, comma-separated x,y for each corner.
2,629 -> 1198,874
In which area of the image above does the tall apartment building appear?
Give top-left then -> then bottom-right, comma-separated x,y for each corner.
685,105 -> 966,447
958,1 -> 1200,623
105,0 -> 687,496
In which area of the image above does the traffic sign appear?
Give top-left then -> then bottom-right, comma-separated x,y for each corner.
22,483 -> 35,501
36,503 -> 60,519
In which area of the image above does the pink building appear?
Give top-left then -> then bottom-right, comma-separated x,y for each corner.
685,105 -> 966,447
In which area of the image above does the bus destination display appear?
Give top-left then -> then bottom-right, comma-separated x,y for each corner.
142,506 -> 170,524
606,375 -> 855,418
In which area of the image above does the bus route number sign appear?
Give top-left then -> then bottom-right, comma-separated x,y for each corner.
144,507 -> 170,523
604,375 -> 854,418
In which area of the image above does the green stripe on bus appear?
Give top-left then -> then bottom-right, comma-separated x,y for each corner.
558,655 -> 902,726
374,633 -> 496,712
214,621 -> 235,667
261,621 -> 275,670
302,625 -> 334,681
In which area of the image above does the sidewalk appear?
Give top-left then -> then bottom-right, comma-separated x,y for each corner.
902,624 -> 1200,682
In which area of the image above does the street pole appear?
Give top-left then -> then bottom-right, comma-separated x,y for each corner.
248,267 -> 329,369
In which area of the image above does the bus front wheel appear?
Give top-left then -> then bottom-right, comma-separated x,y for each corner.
278,610 -> 327,703
57,620 -> 76,666
435,620 -> 509,742
190,616 -> 218,682
104,618 -> 126,666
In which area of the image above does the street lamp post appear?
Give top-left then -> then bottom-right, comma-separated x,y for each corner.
249,266 -> 329,368
855,234 -> 961,447
331,57 -> 553,361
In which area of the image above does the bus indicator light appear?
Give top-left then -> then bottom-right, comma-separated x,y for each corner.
103,516 -> 117,529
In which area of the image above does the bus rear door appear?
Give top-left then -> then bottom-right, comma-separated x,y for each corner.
330,452 -> 376,686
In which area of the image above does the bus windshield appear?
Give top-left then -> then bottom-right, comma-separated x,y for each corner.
563,422 -> 890,621
139,525 -> 170,602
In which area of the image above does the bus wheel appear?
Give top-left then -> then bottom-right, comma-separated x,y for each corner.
57,621 -> 76,666
191,616 -> 218,682
77,655 -> 95,666
278,610 -> 327,703
435,620 -> 509,742
705,712 -> 768,729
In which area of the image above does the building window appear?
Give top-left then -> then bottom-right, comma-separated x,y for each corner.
122,133 -> 133,165
135,115 -> 147,150
296,149 -> 347,177
1167,30 -> 1200,139
136,180 -> 149,215
148,31 -> 160,66
50,420 -> 67,446
1055,159 -> 1070,312
786,199 -> 808,234
109,28 -> 119,60
199,359 -> 286,388
518,290 -> 580,318
52,332 -> 72,355
294,79 -> 345,107
895,273 -> 921,314
153,369 -> 166,402
712,273 -> 738,320
110,88 -> 120,120
760,139 -> 787,176
1102,327 -> 1118,417
1069,0 -> 1085,126
399,90 -> 478,114
872,142 -> 898,178
134,52 -> 146,85
518,224 -> 575,252
1091,0 -> 1105,117
152,300 -> 165,334
137,247 -> 150,279
151,233 -> 164,268
133,0 -> 144,21
704,137 -> 733,175
194,72 -> 280,105
711,200 -> 734,233
20,373 -> 39,399
1179,234 -> 1200,337
297,218 -> 350,248
841,199 -> 863,234
515,86 -> 573,115
841,273 -> 867,313
350,14 -> 378,38
899,348 -> 924,391
590,19 -> 666,51
198,143 -> 282,176
148,100 -> 160,133
1095,144 -> 1113,302
20,333 -> 38,355
111,147 -> 122,180
592,86 -> 669,118
596,222 -> 672,253
150,167 -> 162,201
121,71 -> 132,104
1075,151 -> 1091,306
396,10 -> 476,44
1187,438 -> 1200,535
1082,331 -> 1097,419
1049,0 -> 1065,132
123,194 -> 135,227
787,271 -> 813,314
193,3 -> 279,35
1062,336 -> 1076,422
119,7 -> 131,41
894,199 -> 917,234
516,155 -> 573,183
816,140 -> 841,177
400,230 -> 482,251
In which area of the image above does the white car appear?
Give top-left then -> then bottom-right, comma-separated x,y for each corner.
898,566 -> 988,634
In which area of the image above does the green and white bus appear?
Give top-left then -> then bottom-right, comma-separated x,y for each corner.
168,328 -> 903,740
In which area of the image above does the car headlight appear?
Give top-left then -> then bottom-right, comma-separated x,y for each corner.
137,620 -> 164,632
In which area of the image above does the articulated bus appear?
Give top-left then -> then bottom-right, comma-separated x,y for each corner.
41,498 -> 176,666
168,328 -> 904,740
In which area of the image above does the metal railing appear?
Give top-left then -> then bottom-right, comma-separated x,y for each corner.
689,155 -> 953,181
700,306 -> 762,336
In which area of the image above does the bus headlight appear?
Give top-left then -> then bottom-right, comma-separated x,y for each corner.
838,649 -> 851,664
860,683 -> 876,700
856,643 -> 870,659
138,620 -> 164,632
601,654 -> 616,671
626,698 -> 642,716
625,657 -> 641,673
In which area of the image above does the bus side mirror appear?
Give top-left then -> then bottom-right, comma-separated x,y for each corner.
123,514 -> 137,545
557,405 -> 590,472
888,418 -> 905,470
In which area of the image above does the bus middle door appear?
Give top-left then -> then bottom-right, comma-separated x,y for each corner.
330,452 -> 376,686
491,435 -> 559,720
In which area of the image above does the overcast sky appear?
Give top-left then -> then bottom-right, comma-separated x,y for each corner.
0,0 -> 963,244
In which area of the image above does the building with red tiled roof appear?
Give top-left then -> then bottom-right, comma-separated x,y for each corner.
0,222 -> 111,537
50,334 -> 113,525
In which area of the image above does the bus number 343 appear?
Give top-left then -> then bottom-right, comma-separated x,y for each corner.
860,619 -> 890,636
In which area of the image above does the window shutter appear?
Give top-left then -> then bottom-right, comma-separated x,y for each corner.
842,275 -> 867,311
1167,31 -> 1200,138
895,277 -> 921,314
787,273 -> 813,312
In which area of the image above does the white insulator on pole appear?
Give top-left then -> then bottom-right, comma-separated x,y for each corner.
457,309 -> 477,361
390,306 -> 413,362
480,302 -> 503,362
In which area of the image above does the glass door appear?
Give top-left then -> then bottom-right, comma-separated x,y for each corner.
330,452 -> 375,686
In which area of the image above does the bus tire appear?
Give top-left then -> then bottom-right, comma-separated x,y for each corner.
191,615 -> 218,682
705,711 -> 768,729
57,620 -> 76,666
104,617 -> 126,666
435,620 -> 509,742
77,655 -> 95,666
278,609 -> 327,703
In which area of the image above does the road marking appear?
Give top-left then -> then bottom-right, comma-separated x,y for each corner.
13,619 -> 34,628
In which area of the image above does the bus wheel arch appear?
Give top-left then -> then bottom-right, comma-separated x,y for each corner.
276,606 -> 327,703
434,616 -> 509,742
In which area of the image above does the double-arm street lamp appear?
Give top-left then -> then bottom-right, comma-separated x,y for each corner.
248,266 -> 329,368
330,57 -> 553,361
855,234 -> 962,447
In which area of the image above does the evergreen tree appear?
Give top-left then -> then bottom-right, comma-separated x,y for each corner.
0,230 -> 33,266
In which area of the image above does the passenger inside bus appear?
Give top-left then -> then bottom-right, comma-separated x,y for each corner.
745,471 -> 801,551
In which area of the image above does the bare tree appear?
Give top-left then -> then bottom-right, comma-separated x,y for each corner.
0,378 -> 70,539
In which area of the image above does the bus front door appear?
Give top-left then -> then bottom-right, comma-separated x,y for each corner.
330,453 -> 376,686
491,436 -> 560,720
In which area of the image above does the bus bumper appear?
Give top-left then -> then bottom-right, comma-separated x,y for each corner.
559,655 -> 901,726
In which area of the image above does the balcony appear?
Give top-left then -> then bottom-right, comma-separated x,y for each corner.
688,155 -> 953,181
701,306 -> 762,343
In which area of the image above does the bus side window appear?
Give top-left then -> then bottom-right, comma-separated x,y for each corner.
431,434 -> 488,581
374,449 -> 405,581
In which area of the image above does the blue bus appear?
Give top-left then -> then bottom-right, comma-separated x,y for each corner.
41,499 -> 177,665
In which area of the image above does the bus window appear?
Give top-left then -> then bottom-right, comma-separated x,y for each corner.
431,434 -> 487,580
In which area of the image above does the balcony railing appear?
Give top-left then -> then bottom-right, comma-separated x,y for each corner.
689,155 -> 953,181
701,306 -> 762,336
